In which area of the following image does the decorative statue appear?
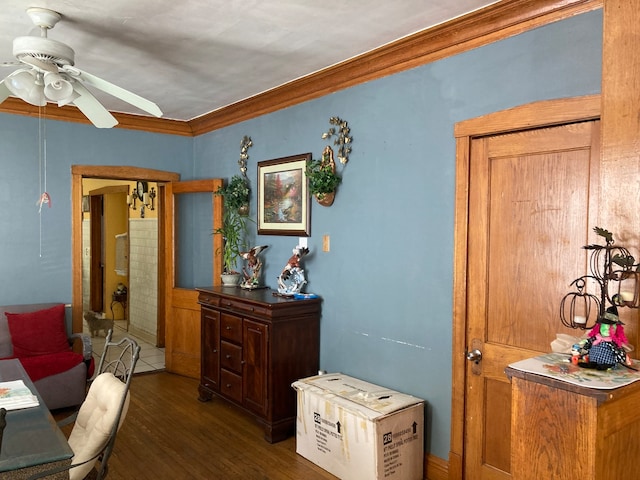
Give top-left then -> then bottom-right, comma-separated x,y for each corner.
240,245 -> 268,289
574,306 -> 632,370
277,246 -> 309,295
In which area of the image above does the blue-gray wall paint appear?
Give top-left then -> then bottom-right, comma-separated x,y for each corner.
0,11 -> 602,459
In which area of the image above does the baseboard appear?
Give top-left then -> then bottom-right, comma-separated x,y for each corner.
425,454 -> 448,480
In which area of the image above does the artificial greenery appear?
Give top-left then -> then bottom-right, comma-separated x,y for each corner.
214,209 -> 249,273
214,174 -> 250,211
214,175 -> 251,273
306,159 -> 342,196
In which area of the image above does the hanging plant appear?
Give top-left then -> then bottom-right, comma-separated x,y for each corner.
215,174 -> 250,213
307,116 -> 353,206
306,146 -> 342,206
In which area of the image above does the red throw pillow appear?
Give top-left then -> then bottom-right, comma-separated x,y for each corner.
5,304 -> 70,357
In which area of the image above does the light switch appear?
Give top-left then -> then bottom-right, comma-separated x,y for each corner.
323,235 -> 330,252
298,237 -> 308,248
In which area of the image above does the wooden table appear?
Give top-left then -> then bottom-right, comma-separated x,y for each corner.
0,359 -> 73,479
507,366 -> 640,480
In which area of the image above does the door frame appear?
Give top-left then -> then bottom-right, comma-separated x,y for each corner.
71,166 -> 181,335
448,95 -> 601,479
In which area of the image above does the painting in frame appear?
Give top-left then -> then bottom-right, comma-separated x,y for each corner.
257,153 -> 311,236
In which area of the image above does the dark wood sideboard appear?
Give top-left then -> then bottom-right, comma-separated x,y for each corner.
196,286 -> 321,443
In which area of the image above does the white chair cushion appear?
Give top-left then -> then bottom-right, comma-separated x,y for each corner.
68,372 -> 130,480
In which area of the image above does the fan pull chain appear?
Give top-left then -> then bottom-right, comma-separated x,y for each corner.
37,106 -> 51,257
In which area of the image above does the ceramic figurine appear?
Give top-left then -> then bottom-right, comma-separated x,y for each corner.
277,245 -> 309,295
240,245 -> 268,289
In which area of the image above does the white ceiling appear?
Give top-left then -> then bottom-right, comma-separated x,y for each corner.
1,1 -> 497,122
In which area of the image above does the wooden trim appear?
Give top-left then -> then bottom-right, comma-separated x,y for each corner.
157,183 -> 167,347
189,0 -> 601,135
0,98 -> 193,136
171,179 -> 220,193
426,453 -> 449,480
72,165 -> 180,182
449,135 -> 472,480
213,182 -> 223,285
0,0 -> 600,137
71,171 -> 83,333
87,185 -> 128,196
455,94 -> 601,137
449,95 -> 601,479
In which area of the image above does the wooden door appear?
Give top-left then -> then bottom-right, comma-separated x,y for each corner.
462,120 -> 600,479
164,179 -> 223,378
89,194 -> 104,312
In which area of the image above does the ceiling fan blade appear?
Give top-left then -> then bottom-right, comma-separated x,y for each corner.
62,65 -> 162,118
0,80 -> 11,103
72,82 -> 118,128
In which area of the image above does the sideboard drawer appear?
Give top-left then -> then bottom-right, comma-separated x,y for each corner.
220,313 -> 242,343
219,298 -> 268,317
220,341 -> 243,373
220,369 -> 243,404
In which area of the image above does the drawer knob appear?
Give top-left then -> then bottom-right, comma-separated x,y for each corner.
213,349 -> 218,353
226,326 -> 232,330
225,354 -> 231,359
226,383 -> 232,388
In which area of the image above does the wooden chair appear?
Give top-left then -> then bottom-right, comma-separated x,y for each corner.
30,329 -> 140,480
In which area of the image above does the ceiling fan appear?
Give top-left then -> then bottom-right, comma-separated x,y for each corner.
0,7 -> 162,128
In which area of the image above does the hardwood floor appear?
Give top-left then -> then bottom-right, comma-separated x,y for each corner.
57,371 -> 338,480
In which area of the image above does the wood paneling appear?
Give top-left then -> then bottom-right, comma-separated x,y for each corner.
509,369 -> 640,479
600,0 -> 640,256
599,0 -> 640,373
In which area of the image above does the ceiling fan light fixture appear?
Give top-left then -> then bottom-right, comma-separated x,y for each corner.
56,89 -> 79,107
6,69 -> 46,106
43,72 -> 74,102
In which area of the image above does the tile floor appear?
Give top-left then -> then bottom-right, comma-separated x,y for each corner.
83,320 -> 165,374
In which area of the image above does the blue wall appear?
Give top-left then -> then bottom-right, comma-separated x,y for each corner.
0,11 -> 602,459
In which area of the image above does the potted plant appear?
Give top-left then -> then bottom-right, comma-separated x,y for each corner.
306,146 -> 342,206
214,175 -> 251,285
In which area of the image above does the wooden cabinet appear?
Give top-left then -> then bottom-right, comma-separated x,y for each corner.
197,286 -> 321,443
507,367 -> 640,480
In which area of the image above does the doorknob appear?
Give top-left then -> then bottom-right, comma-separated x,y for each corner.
466,349 -> 482,363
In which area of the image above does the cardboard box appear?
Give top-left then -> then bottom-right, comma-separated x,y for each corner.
292,373 -> 424,480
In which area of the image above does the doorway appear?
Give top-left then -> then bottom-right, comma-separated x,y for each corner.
449,95 -> 601,479
71,166 -> 181,344
84,184 -> 129,321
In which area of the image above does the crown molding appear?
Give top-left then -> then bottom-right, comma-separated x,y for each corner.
189,0 -> 601,136
0,97 -> 193,136
0,0 -> 601,137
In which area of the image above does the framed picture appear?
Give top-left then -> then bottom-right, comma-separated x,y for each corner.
257,153 -> 311,236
